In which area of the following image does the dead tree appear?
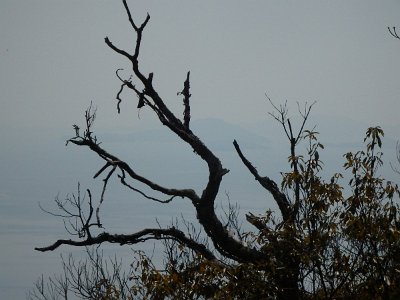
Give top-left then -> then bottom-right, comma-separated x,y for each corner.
35,1 -> 315,298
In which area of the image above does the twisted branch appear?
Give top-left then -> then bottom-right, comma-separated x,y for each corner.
35,227 -> 217,261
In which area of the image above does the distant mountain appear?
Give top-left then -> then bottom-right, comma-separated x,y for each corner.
191,118 -> 270,152
99,117 -> 271,151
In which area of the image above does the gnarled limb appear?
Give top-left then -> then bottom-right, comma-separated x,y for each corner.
39,0 -> 269,266
102,1 -> 267,263
35,227 -> 217,261
67,111 -> 200,203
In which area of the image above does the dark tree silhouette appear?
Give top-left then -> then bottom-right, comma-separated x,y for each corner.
33,2 -> 400,299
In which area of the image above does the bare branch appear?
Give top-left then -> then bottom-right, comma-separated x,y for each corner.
115,72 -> 128,114
118,170 -> 176,204
267,96 -> 291,140
178,71 -> 192,131
66,109 -> 199,202
266,100 -> 315,216
93,162 -> 111,179
67,0 -> 265,266
39,184 -> 100,240
122,0 -> 140,31
92,12 -> 265,261
35,227 -> 217,261
221,192 -> 243,241
121,0 -> 150,59
233,139 -> 292,221
104,37 -> 133,60
388,26 -> 400,40
67,103 -> 99,147
295,101 -> 316,143
96,166 -> 116,226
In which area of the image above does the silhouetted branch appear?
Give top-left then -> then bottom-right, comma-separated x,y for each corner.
221,192 -> 243,241
296,101 -> 315,143
118,170 -> 176,204
267,99 -> 315,215
96,166 -> 116,225
233,140 -> 292,221
388,26 -> 400,40
104,37 -> 133,60
39,184 -> 100,240
34,1 -> 400,298
121,0 -> 150,59
66,106 -> 199,203
115,69 -> 133,113
29,248 -> 135,300
35,227 -> 217,261
178,71 -> 192,130
93,162 -> 111,179
267,96 -> 290,140
103,3 -> 265,263
42,0 -> 268,266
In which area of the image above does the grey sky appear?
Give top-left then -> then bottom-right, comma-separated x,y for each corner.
1,1 -> 400,298
1,1 -> 400,132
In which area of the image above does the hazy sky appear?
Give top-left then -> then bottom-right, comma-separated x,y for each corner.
2,1 -> 400,133
1,1 -> 400,298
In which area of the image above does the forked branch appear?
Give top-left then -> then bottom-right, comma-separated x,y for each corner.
39,184 -> 100,239
104,2 -> 269,263
40,0 -> 269,265
388,26 -> 400,40
266,98 -> 315,213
